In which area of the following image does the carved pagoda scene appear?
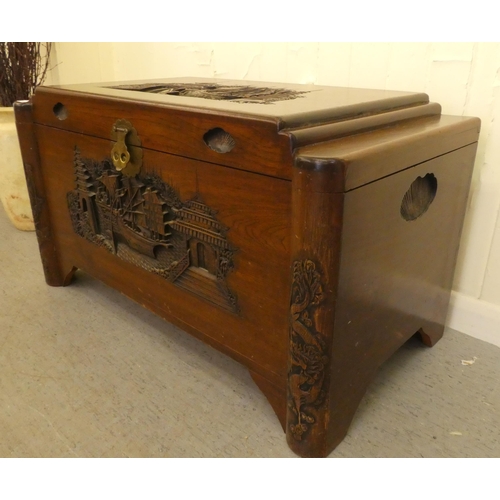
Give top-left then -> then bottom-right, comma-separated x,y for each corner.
67,149 -> 237,312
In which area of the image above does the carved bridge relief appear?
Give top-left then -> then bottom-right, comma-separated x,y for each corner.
67,148 -> 238,312
288,259 -> 329,442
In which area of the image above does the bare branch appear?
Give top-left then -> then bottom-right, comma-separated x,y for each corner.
0,42 -> 52,107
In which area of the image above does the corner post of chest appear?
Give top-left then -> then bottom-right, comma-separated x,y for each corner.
287,155 -> 345,457
14,100 -> 74,286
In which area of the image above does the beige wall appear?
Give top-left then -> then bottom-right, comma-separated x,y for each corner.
45,42 -> 500,343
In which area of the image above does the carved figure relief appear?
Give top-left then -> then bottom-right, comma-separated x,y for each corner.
288,259 -> 329,441
67,149 -> 237,312
110,82 -> 308,104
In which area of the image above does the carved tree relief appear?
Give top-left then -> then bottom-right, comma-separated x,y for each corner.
67,148 -> 238,312
288,259 -> 329,441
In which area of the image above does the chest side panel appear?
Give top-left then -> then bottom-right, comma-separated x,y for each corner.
327,144 -> 476,424
35,124 -> 292,383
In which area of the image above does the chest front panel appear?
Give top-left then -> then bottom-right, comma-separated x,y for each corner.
35,125 -> 292,382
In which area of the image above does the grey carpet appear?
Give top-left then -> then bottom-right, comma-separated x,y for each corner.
0,204 -> 498,457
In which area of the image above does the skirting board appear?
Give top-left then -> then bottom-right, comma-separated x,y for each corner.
446,291 -> 500,348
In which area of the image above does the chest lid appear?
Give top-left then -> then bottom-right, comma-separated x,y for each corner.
30,77 -> 475,183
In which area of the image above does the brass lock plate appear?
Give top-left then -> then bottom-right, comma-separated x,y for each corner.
110,119 -> 143,177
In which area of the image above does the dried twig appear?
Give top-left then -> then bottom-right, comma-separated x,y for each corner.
0,42 -> 52,107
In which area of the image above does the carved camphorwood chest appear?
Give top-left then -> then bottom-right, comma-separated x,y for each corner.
14,78 -> 480,457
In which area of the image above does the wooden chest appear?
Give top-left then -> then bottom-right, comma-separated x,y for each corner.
14,78 -> 480,457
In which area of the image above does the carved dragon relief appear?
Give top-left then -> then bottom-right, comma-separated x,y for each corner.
288,259 -> 329,441
67,148 -> 238,312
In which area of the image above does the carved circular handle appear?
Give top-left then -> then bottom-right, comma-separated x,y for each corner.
53,102 -> 68,120
203,127 -> 236,153
400,173 -> 438,221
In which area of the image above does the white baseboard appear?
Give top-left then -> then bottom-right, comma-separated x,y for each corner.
446,291 -> 500,348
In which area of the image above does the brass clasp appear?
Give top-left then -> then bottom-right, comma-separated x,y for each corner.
110,119 -> 142,177
111,126 -> 131,171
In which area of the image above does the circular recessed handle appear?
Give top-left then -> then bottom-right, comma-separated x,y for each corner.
203,127 -> 236,153
53,102 -> 68,120
400,173 -> 438,221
